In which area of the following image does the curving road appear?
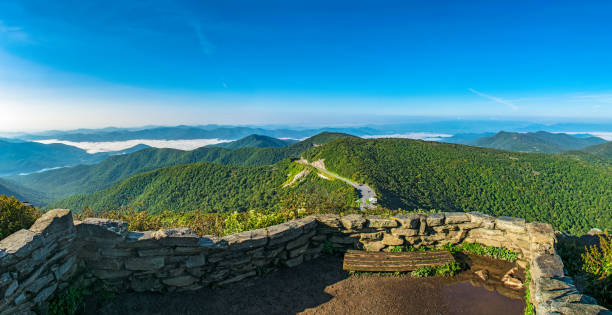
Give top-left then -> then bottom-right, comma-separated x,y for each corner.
297,158 -> 377,211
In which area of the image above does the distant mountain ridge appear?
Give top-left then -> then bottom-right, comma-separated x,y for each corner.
210,134 -> 297,149
0,140 -> 150,176
8,132 -> 356,204
472,131 -> 606,153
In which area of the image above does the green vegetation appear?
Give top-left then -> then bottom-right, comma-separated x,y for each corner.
443,242 -> 518,262
581,232 -> 611,307
75,207 -> 308,237
304,137 -> 612,234
557,232 -> 611,309
580,141 -> 612,163
48,286 -> 87,315
411,262 -> 461,277
0,195 -> 41,239
472,131 -> 606,153
524,267 -> 534,315
53,158 -> 358,214
390,242 -> 518,262
11,132 -> 355,203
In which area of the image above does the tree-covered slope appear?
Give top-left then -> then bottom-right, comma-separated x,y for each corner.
12,132 -> 356,203
472,131 -> 606,153
52,159 -> 358,214
211,135 -> 296,149
580,141 -> 612,162
304,137 -> 612,234
0,140 -> 100,176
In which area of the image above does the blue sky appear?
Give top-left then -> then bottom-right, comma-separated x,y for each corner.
1,0 -> 612,131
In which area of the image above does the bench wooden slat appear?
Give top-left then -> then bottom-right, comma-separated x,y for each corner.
343,249 -> 455,272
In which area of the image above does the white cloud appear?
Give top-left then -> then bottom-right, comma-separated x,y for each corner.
34,139 -> 231,154
363,133 -> 453,142
469,88 -> 518,111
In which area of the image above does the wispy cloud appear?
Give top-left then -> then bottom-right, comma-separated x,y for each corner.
0,20 -> 29,42
189,21 -> 215,56
469,88 -> 518,110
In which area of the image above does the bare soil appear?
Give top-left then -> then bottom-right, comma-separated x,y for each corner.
92,254 -> 525,315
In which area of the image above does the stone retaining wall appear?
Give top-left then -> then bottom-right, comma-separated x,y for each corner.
1,210 -> 609,314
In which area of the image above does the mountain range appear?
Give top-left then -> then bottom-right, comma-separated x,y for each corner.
1,127 -> 611,234
471,131 -> 606,153
0,140 -> 150,176
8,132 -> 354,203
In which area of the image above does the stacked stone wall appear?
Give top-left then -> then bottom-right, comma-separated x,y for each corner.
0,210 -> 78,314
1,209 -> 609,314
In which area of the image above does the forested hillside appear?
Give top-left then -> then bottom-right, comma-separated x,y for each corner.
472,131 -> 606,153
0,140 -> 101,176
580,141 -> 612,162
53,159 -> 358,214
10,132 -> 355,203
211,134 -> 296,149
304,138 -> 612,234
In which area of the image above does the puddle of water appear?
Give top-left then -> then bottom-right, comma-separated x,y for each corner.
442,281 -> 525,315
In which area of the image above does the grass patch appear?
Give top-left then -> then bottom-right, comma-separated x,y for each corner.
524,267 -> 535,315
442,242 -> 518,262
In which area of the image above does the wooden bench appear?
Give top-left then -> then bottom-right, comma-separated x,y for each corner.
342,249 -> 455,272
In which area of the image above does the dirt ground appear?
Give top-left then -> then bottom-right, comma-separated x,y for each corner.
92,254 -> 525,315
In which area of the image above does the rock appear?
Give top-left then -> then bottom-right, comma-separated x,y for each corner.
267,222 -> 303,246
77,218 -> 128,239
286,230 -> 316,250
329,235 -> 355,245
315,214 -> 342,228
153,228 -> 199,247
444,212 -> 470,224
92,270 -> 132,280
185,254 -> 206,268
131,277 -> 162,292
425,213 -> 445,227
587,228 -> 603,236
392,214 -> 421,229
531,253 -> 564,280
359,232 -> 383,241
284,255 -> 304,268
29,209 -> 74,238
0,229 -> 43,258
218,271 -> 256,286
475,269 -> 489,281
138,248 -> 173,257
467,212 -> 495,229
390,228 -> 419,237
495,216 -> 526,233
363,241 -> 386,252
366,216 -> 398,228
340,214 -> 366,230
125,256 -> 165,271
162,275 -> 197,287
381,234 -> 404,246
527,222 -> 556,254
223,229 -> 268,251
33,283 -> 57,305
501,267 -> 524,290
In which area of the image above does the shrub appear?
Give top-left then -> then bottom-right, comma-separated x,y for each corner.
524,267 -> 535,315
435,262 -> 461,276
0,195 -> 41,239
411,266 -> 436,277
48,287 -> 86,315
581,231 -> 612,308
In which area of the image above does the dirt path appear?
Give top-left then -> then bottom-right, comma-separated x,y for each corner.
93,255 -> 525,315
297,158 -> 376,211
